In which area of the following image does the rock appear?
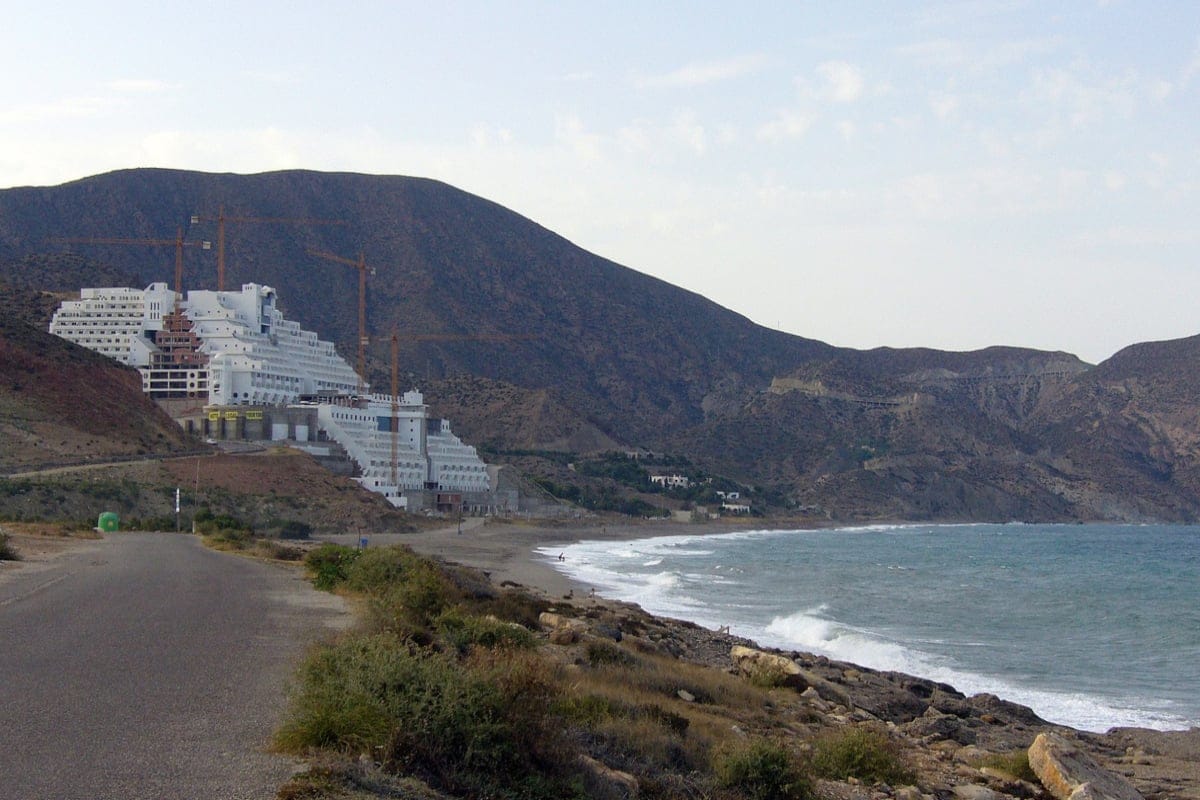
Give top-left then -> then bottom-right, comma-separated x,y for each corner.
1028,732 -> 1144,800
594,622 -> 623,642
539,611 -> 582,631
676,689 -> 695,703
951,785 -> 1002,800
578,754 -> 638,798
906,709 -> 977,745
932,690 -> 976,718
895,787 -> 924,800
729,645 -> 810,690
549,626 -> 578,645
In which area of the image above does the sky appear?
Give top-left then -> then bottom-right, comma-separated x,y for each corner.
2,2 -> 1197,364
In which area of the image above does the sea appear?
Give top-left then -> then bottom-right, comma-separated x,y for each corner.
537,523 -> 1200,733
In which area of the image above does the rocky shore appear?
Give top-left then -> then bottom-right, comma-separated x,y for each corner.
399,518 -> 1200,800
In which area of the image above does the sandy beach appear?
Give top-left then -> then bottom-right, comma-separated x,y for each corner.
398,516 -> 762,602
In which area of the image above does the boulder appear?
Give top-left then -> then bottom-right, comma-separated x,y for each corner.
1028,732 -> 1144,800
906,710 -> 977,745
951,785 -> 1002,800
578,754 -> 638,798
730,645 -> 810,690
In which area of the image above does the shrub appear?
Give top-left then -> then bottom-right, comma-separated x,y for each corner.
585,639 -> 641,668
746,660 -> 795,689
365,561 -> 459,632
0,532 -> 19,561
276,634 -> 577,799
257,540 -> 305,562
306,543 -> 361,590
436,609 -> 538,655
810,726 -> 914,786
713,738 -> 812,800
475,589 -> 548,629
277,520 -> 313,540
343,546 -> 425,593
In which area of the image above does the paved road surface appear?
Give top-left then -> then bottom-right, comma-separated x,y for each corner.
0,533 -> 349,800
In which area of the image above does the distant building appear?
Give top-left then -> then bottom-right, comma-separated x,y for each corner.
49,282 -> 496,512
650,474 -> 691,489
716,490 -> 740,500
49,282 -> 360,404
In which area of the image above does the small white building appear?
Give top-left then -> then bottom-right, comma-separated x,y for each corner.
650,474 -> 691,489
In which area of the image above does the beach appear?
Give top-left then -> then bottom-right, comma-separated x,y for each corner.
397,516 -> 1200,798
400,516 -> 752,600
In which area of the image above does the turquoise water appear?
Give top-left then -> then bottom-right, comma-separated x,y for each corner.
540,523 -> 1200,732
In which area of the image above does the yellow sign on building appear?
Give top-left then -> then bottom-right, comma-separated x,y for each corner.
245,410 -> 263,420
207,411 -> 220,422
223,411 -> 239,421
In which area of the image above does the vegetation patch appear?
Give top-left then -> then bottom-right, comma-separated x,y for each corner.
276,635 -> 579,799
713,737 -> 813,800
306,543 -> 362,590
810,726 -> 914,786
976,749 -> 1038,783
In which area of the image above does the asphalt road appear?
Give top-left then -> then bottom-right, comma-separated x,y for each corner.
0,533 -> 350,800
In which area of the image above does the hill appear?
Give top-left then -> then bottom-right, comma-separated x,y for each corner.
0,283 -> 196,473
2,168 -> 1200,522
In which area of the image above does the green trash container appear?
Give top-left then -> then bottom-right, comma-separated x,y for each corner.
97,511 -> 120,532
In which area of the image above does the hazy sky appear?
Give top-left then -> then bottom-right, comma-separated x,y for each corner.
3,2 -> 1197,363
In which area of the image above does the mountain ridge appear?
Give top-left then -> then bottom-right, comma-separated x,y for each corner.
2,168 -> 1198,522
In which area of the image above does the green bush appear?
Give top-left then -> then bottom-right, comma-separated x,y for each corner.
277,520 -> 313,540
306,544 -> 362,590
343,546 -> 426,593
585,639 -> 641,668
810,727 -> 914,786
436,609 -> 538,655
276,634 -> 577,799
0,532 -> 19,561
713,738 -> 812,800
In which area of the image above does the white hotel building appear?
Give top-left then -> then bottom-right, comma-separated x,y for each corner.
49,282 -> 492,508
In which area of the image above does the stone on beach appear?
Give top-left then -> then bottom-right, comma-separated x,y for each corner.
1029,732 -> 1144,800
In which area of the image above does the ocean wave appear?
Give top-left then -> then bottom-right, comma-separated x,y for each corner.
756,609 -> 1192,732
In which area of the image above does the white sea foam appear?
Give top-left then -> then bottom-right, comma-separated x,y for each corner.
537,525 -> 1199,733
754,608 -> 1192,732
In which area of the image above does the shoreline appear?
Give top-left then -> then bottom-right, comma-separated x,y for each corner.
400,516 -> 1200,736
400,517 -> 759,602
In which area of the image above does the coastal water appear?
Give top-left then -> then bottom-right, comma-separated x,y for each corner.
538,523 -> 1200,733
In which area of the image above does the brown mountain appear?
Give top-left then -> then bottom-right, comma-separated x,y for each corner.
0,283 -> 195,472
2,168 -> 1198,522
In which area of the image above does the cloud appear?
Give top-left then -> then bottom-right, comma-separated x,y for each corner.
896,36 -> 1062,72
553,114 -> 603,163
106,79 -> 179,93
617,112 -> 708,157
0,96 -> 114,124
756,110 -> 814,142
637,54 -> 766,89
817,61 -> 864,103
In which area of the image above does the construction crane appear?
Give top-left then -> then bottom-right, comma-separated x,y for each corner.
307,248 -> 375,394
54,226 -> 210,310
190,205 -> 345,292
386,330 -> 535,487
